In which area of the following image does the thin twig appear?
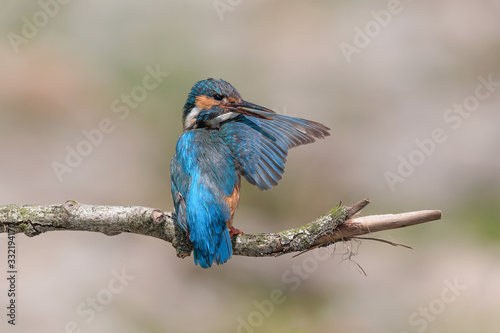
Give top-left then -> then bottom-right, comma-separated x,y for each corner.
350,236 -> 413,249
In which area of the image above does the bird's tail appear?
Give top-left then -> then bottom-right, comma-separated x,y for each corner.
193,228 -> 233,268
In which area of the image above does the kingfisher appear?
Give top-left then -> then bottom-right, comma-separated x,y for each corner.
170,78 -> 330,268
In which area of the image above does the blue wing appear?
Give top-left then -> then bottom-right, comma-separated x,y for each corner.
219,113 -> 330,190
170,130 -> 238,268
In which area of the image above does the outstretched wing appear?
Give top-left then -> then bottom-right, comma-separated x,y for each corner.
219,113 -> 330,190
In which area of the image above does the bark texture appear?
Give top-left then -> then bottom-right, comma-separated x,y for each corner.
0,199 -> 441,258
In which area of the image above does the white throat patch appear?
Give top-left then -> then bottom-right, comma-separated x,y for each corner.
212,112 -> 238,124
184,106 -> 201,129
184,107 -> 239,130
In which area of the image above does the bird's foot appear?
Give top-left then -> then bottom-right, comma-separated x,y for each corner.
229,226 -> 243,238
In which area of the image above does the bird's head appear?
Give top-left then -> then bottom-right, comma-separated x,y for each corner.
182,78 -> 274,130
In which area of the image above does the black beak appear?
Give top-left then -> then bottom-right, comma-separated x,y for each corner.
223,100 -> 275,119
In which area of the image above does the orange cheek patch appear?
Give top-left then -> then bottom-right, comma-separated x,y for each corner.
196,95 -> 219,110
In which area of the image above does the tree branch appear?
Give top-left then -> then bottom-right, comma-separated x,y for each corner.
0,199 -> 441,258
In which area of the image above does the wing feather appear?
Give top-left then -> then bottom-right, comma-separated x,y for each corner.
219,113 -> 330,190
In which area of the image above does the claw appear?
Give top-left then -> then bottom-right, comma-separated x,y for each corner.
229,226 -> 243,238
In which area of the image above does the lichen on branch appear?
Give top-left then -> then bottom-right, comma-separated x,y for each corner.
0,199 -> 441,258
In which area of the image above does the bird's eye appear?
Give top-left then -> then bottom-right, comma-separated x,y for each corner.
213,94 -> 223,101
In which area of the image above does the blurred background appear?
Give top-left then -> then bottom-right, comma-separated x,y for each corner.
1,1 -> 499,332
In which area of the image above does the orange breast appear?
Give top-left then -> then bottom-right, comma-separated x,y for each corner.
224,177 -> 241,228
